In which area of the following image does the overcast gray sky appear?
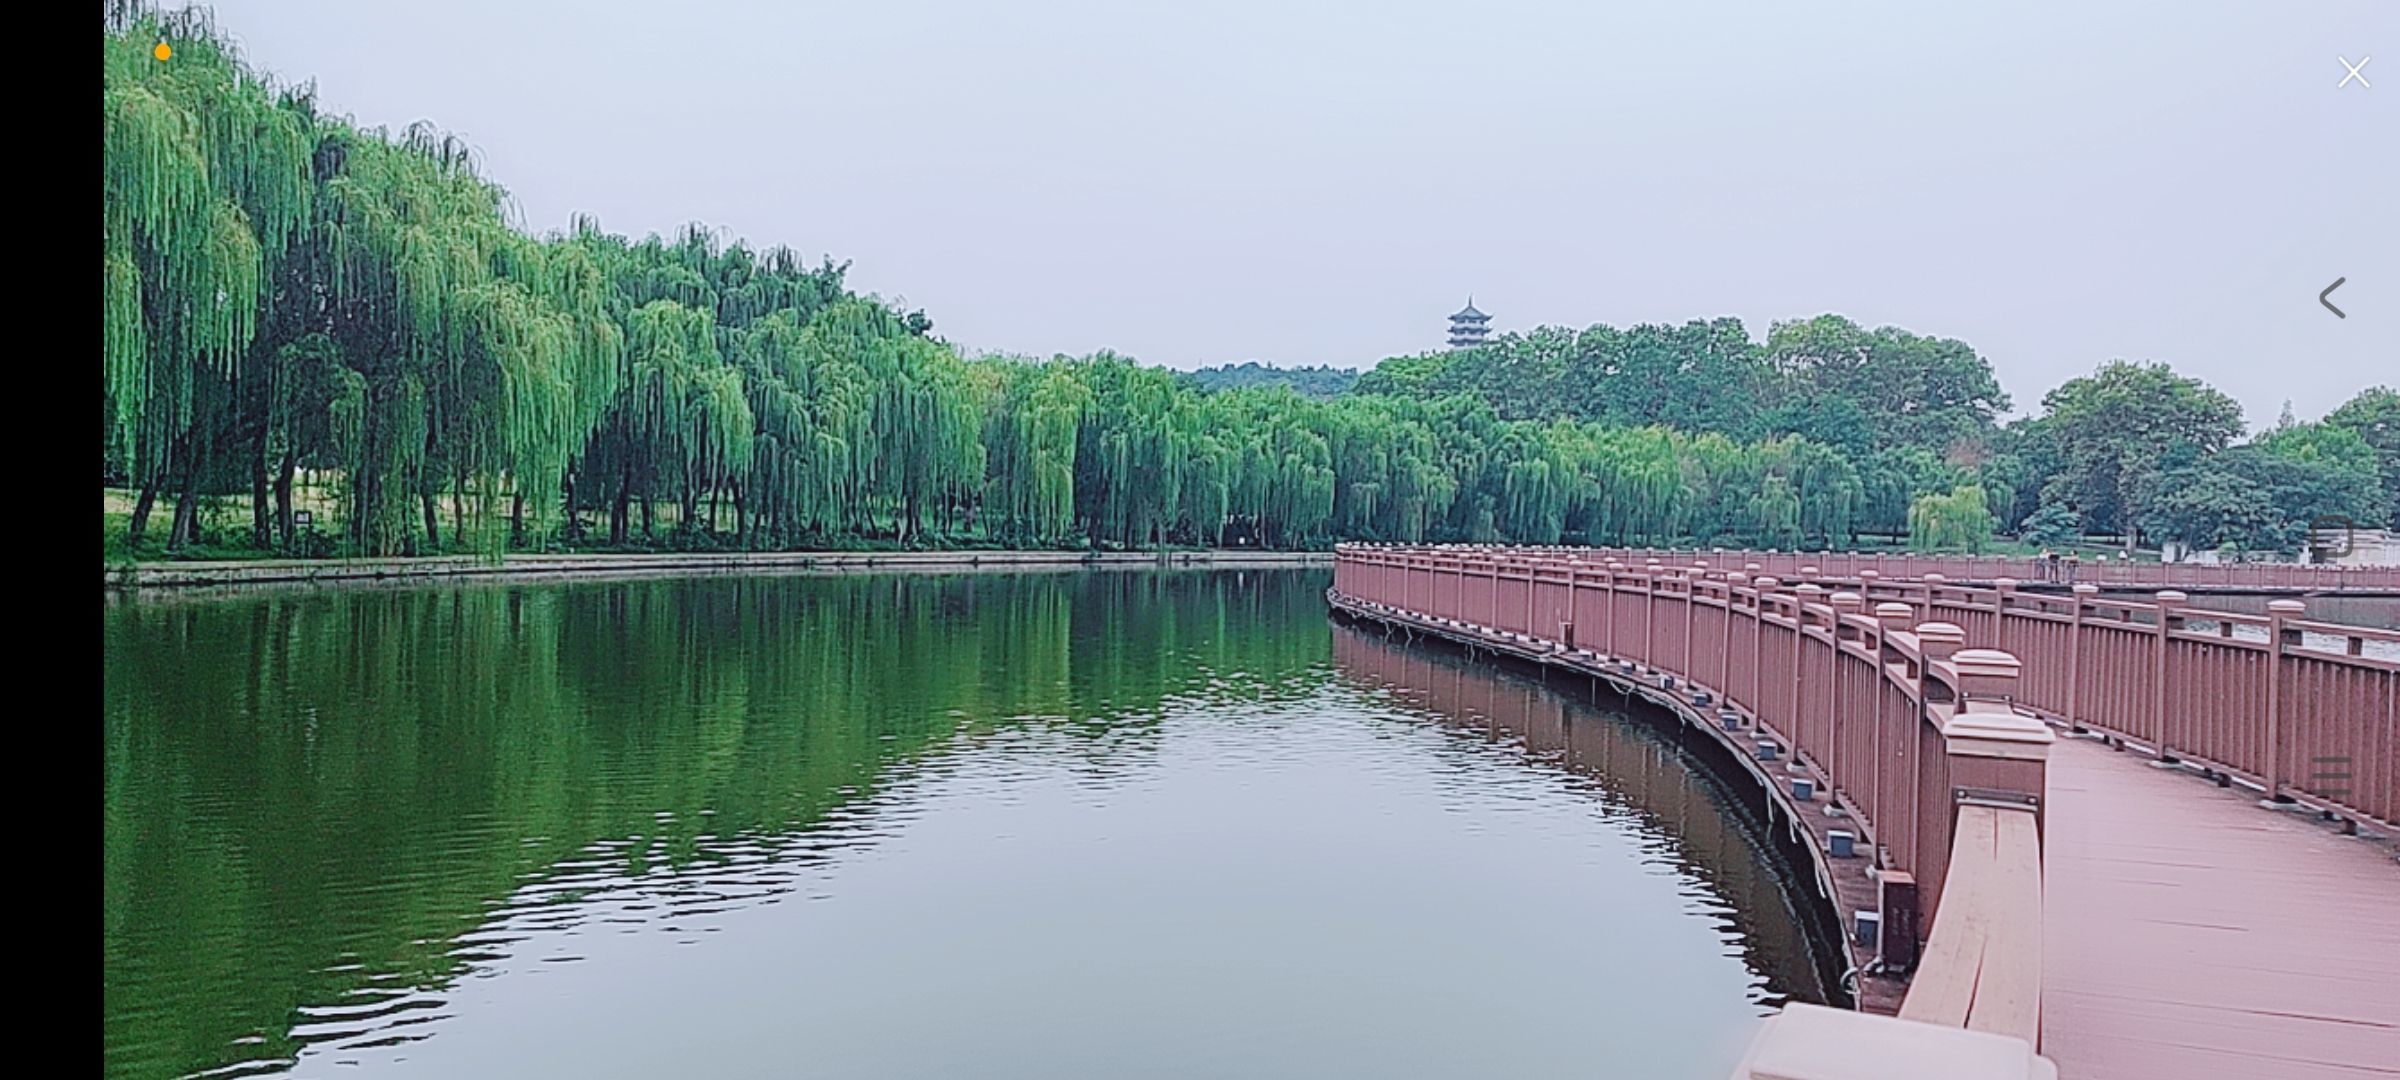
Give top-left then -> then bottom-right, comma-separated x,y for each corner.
204,0 -> 2390,429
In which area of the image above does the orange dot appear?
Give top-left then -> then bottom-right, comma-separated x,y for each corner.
153,42 -> 172,61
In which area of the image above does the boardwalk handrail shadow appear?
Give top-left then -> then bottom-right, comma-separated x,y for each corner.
1331,543 -> 2393,1078
1502,545 -> 2400,593
1338,544 -> 2397,833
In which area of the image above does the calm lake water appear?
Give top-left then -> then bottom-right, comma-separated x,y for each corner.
2094,591 -> 2400,659
2158,592 -> 2400,631
104,569 -> 1834,1080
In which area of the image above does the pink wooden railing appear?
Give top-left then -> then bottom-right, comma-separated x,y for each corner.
1341,547 -> 2009,939
1333,543 -> 2065,1062
1334,543 -> 2395,1074
1336,545 -> 2399,832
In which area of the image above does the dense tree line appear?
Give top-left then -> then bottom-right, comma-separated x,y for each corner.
1999,367 -> 2392,554
1183,362 -> 1359,398
102,4 -> 2394,559
1364,322 -> 2396,555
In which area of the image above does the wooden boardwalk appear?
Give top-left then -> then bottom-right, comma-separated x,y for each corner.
1333,546 -> 2400,1079
2042,735 -> 2400,1079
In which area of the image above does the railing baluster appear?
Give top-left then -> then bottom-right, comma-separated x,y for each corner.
1327,542 -> 2396,1080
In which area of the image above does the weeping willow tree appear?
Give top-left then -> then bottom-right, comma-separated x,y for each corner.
104,1 -> 310,549
1071,356 -> 1194,548
1571,426 -> 1689,544
1855,447 -> 1969,542
478,235 -> 626,544
1325,398 -> 1455,543
980,360 -> 1090,544
1908,483 -> 1996,553
309,121 -> 626,555
106,1 -> 1938,561
734,310 -> 848,544
1200,387 -> 1336,547
106,3 -> 631,556
1757,434 -> 1862,548
771,298 -> 985,541
579,300 -> 751,542
1487,423 -> 1569,543
560,219 -> 851,545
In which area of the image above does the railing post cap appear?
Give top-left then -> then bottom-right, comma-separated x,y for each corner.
1952,647 -> 2021,678
1915,621 -> 1966,645
1795,583 -> 1827,597
2071,583 -> 2099,596
1745,562 -> 1763,573
1859,569 -> 1881,581
1923,572 -> 1947,584
1731,1003 -> 2056,1080
2155,590 -> 2188,604
1875,601 -> 1914,619
2267,599 -> 2306,615
1993,577 -> 2017,591
1942,706 -> 2055,755
1753,576 -> 1781,589
1830,591 -> 1865,610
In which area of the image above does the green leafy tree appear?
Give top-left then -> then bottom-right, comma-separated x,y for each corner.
2038,361 -> 2244,551
2250,421 -> 2389,525
111,2 -> 2386,565
2018,503 -> 2080,548
1763,315 -> 2009,453
1184,362 -> 1359,398
2324,387 -> 2400,529
2139,431 -> 2384,555
2138,461 -> 2283,552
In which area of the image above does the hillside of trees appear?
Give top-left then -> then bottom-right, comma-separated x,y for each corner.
1360,323 -> 2397,555
1184,363 -> 1360,398
103,4 -> 2396,560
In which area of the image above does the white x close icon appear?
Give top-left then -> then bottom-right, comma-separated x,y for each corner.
2338,55 -> 2372,89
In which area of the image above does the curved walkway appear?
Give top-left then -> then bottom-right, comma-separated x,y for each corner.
2042,736 -> 2400,1079
1331,545 -> 2399,1079
1341,591 -> 2400,1078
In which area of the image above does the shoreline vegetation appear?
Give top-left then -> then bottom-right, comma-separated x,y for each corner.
104,3 -> 2399,573
105,547 -> 1333,591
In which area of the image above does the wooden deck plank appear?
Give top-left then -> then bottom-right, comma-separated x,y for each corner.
2042,735 -> 2400,1079
1966,808 -> 2044,1041
1328,582 -> 2400,1078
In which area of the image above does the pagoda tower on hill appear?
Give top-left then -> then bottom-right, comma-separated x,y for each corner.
1447,298 -> 1491,349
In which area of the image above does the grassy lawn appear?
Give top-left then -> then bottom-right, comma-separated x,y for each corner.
104,486 -> 351,563
1971,538 -> 2156,562
1844,535 -> 2155,562
103,486 -> 2160,564
102,487 -> 1115,562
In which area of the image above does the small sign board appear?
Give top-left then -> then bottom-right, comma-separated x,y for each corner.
2311,514 -> 2354,559
293,510 -> 314,528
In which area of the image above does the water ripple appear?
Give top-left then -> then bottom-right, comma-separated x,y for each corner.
106,571 -> 1834,1080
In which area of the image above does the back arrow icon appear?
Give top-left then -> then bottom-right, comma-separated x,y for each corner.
2321,278 -> 2346,319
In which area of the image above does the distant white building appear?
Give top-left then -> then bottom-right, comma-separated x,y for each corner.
2310,527 -> 2400,567
2162,544 -> 2284,565
2158,527 -> 2399,567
